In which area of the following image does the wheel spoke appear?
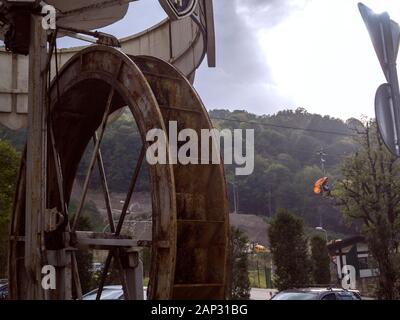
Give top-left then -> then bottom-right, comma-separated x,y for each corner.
49,124 -> 67,214
95,251 -> 113,300
72,88 -> 115,231
95,146 -> 145,300
48,109 -> 83,298
93,133 -> 115,233
116,146 -> 146,234
113,249 -> 132,300
71,251 -> 83,299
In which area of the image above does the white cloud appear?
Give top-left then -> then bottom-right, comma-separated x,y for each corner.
257,0 -> 400,120
196,0 -> 400,120
40,1 -> 400,120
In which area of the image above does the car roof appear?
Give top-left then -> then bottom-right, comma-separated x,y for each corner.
101,285 -> 122,290
280,288 -> 358,294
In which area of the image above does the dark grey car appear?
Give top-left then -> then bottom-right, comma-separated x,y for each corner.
271,288 -> 362,300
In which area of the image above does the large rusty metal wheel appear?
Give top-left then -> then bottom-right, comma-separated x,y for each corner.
9,46 -> 229,300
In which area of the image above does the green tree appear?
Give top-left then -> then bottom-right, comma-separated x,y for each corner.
208,108 -> 356,233
310,235 -> 331,285
335,121 -> 400,299
1,108 -> 360,235
0,140 -> 20,278
229,227 -> 250,300
268,208 -> 311,290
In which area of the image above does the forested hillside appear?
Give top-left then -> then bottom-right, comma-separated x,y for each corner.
0,108 -> 361,234
210,108 -> 359,234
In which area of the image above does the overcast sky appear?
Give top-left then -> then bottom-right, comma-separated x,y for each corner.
57,1 -> 400,120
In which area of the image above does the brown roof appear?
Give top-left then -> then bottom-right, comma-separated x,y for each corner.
327,235 -> 365,253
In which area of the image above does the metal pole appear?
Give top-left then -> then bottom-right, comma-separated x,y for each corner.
268,187 -> 272,217
25,13 -> 48,300
317,148 -> 326,175
316,227 -> 328,242
320,210 -> 323,229
236,184 -> 239,213
228,181 -> 237,214
317,149 -> 327,228
264,265 -> 269,289
232,182 -> 237,214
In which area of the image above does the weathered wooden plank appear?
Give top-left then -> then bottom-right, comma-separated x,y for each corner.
24,15 -> 48,300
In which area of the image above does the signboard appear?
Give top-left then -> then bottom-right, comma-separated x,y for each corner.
159,0 -> 198,20
375,83 -> 400,157
359,3 -> 400,157
358,3 -> 400,81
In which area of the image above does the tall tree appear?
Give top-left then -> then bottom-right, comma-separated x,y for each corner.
229,227 -> 251,300
310,235 -> 331,285
268,208 -> 311,290
335,121 -> 400,299
0,140 -> 19,278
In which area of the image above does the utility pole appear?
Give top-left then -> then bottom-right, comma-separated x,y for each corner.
232,182 -> 237,214
236,181 -> 239,214
268,186 -> 272,217
229,179 -> 238,214
317,148 -> 327,175
316,148 -> 327,228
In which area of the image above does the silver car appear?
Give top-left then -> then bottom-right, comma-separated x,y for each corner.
271,288 -> 361,300
82,285 -> 147,300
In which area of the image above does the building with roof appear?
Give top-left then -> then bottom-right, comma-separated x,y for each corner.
327,236 -> 378,296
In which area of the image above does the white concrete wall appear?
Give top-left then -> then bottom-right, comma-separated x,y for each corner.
0,0 -> 215,130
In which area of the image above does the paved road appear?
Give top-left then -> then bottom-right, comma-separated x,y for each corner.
250,288 -> 278,300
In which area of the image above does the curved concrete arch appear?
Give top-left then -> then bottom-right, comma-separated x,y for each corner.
0,0 -> 215,130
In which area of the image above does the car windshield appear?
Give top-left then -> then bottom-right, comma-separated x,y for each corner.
336,292 -> 360,300
272,292 -> 319,300
83,289 -> 123,300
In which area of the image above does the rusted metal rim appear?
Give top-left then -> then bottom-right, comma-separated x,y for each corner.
9,45 -> 229,300
131,54 -> 229,299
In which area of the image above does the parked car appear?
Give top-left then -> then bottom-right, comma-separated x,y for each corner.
90,262 -> 104,273
271,288 -> 361,300
82,285 -> 147,300
0,280 -> 8,300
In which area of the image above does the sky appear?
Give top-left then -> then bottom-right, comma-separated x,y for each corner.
6,0 -> 400,121
194,0 -> 400,121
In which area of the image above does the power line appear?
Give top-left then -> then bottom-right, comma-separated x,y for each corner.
209,116 -> 357,137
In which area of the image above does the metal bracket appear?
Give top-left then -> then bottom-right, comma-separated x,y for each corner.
44,207 -> 64,232
58,25 -> 121,47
